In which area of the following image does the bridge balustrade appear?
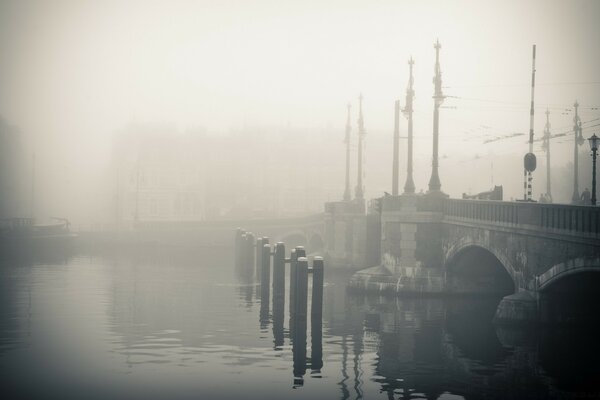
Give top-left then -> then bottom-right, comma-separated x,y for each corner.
444,199 -> 518,225
444,199 -> 599,236
539,204 -> 600,234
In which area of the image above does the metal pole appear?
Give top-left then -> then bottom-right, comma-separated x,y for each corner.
344,103 -> 352,201
403,57 -> 416,194
572,101 -> 583,203
543,109 -> 552,200
356,94 -> 366,200
392,100 -> 400,196
428,40 -> 444,192
524,44 -> 536,201
592,148 -> 597,206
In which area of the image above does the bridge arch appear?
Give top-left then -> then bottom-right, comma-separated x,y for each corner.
445,242 -> 517,296
445,240 -> 519,284
538,257 -> 600,325
308,233 -> 324,254
279,230 -> 307,249
538,257 -> 600,292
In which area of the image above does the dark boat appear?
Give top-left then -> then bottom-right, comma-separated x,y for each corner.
0,217 -> 77,259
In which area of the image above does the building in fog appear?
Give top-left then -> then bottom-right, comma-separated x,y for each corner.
0,117 -> 28,219
111,123 -> 342,225
113,124 -> 206,225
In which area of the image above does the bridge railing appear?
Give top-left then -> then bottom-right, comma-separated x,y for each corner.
444,199 -> 600,236
539,203 -> 600,235
444,199 -> 520,225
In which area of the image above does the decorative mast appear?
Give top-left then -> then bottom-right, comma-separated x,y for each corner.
403,57 -> 416,194
428,40 -> 444,193
571,100 -> 585,203
542,108 -> 552,201
343,103 -> 352,201
523,45 -> 537,201
392,99 -> 400,196
355,93 -> 366,200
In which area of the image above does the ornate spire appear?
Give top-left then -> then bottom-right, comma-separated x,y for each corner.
428,40 -> 444,193
403,56 -> 416,194
355,93 -> 366,200
543,108 -> 552,199
343,103 -> 352,201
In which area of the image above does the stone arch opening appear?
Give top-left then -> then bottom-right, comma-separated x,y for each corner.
308,234 -> 324,254
446,246 -> 515,296
539,270 -> 600,325
280,233 -> 307,249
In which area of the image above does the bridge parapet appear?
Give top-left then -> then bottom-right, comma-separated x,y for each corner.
444,199 -> 600,238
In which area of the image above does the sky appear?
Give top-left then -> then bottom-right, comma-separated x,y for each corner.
1,0 -> 599,219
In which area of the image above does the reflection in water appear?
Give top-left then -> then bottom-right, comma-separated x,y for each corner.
310,318 -> 323,374
0,248 -> 598,400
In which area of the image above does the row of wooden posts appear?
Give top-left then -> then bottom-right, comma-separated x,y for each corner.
234,228 -> 325,322
234,228 -> 324,383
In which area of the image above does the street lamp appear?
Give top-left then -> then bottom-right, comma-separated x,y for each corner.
588,134 -> 599,206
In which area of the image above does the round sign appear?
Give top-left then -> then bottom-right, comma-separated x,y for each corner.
524,152 -> 537,172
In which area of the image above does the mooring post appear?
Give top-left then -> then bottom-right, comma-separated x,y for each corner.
311,257 -> 324,322
234,228 -> 245,269
272,242 -> 286,309
259,243 -> 271,329
272,244 -> 285,348
292,320 -> 307,386
290,246 -> 306,317
311,316 -> 323,373
289,248 -> 298,317
239,232 -> 247,271
246,232 -> 255,275
292,256 -> 309,384
255,237 -> 264,278
261,243 -> 271,299
296,257 -> 309,323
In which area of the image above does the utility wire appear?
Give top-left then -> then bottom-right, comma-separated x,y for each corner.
443,81 -> 600,89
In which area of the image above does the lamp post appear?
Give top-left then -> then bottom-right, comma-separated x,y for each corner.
588,134 -> 598,206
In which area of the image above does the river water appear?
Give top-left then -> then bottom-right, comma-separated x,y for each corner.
0,246 -> 598,400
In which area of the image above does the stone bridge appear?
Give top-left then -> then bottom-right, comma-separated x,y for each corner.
344,194 -> 600,325
135,213 -> 325,252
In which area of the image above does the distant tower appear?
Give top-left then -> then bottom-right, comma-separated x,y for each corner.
428,40 -> 444,193
355,94 -> 366,200
343,103 -> 352,201
403,57 -> 416,194
542,108 -> 552,200
571,100 -> 585,203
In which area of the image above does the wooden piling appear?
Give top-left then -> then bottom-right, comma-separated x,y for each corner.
272,242 -> 285,309
311,257 -> 324,322
296,257 -> 309,322
293,256 -> 309,383
292,319 -> 307,385
310,317 -> 323,372
271,243 -> 285,347
255,237 -> 263,278
261,243 -> 271,300
234,228 -> 245,269
245,232 -> 255,275
289,248 -> 298,317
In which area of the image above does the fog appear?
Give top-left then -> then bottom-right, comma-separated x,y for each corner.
1,0 -> 599,225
